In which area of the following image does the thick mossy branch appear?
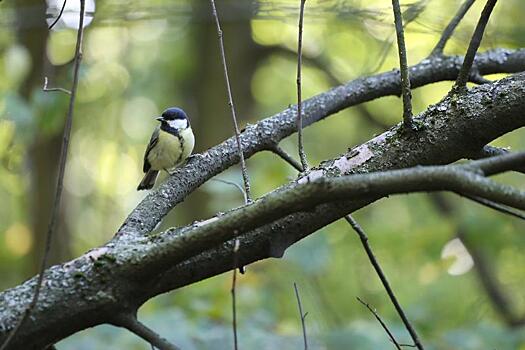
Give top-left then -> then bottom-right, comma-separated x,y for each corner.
118,49 -> 525,240
0,59 -> 524,349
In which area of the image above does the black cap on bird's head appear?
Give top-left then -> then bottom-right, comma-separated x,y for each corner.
157,107 -> 188,121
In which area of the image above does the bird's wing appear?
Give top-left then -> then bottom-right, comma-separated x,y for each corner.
142,126 -> 160,173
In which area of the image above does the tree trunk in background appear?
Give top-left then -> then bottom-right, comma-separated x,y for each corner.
16,0 -> 71,276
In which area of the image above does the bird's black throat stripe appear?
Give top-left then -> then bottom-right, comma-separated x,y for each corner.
175,132 -> 184,164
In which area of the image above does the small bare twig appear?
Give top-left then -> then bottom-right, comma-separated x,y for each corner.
454,0 -> 498,90
269,143 -> 304,172
231,239 -> 240,350
391,0 -> 414,130
462,194 -> 525,221
356,297 -> 402,350
43,76 -> 71,95
209,0 -> 253,332
296,0 -> 309,171
113,314 -> 180,350
293,282 -> 308,350
466,145 -> 525,174
48,0 -> 68,30
366,0 -> 428,75
209,0 -> 252,202
430,0 -> 476,56
0,2 -> 85,349
211,178 -> 248,204
345,215 -> 424,350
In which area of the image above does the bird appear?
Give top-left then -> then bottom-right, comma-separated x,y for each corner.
137,107 -> 195,191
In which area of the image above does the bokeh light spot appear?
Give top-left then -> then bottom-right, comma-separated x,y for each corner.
4,223 -> 32,257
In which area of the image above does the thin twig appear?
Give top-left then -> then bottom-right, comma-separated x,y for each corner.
391,0 -> 414,130
48,0 -> 67,30
113,314 -> 180,350
467,145 -> 525,174
296,0 -> 309,171
0,2 -> 85,349
345,215 -> 424,350
293,282 -> 308,350
356,297 -> 402,350
211,178 -> 248,204
430,0 -> 476,56
469,72 -> 492,85
209,0 -> 252,202
208,1 -> 253,335
269,143 -> 304,172
454,0 -> 498,90
231,239 -> 240,350
462,194 -> 525,221
43,76 -> 71,95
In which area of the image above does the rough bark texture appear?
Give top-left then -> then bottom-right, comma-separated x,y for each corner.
0,50 -> 524,349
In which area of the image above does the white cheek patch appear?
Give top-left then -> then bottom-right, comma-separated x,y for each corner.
167,119 -> 187,129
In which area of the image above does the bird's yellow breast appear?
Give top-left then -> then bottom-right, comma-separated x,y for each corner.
147,128 -> 194,171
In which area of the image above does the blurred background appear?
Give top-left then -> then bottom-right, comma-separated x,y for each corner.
1,0 -> 524,348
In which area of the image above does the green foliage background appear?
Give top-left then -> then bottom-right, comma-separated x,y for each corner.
0,0 -> 524,348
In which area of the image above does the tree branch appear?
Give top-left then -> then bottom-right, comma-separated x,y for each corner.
112,314 -> 180,350
231,239 -> 240,350
466,145 -> 525,174
391,0 -> 413,129
209,0 -> 252,202
346,216 -> 423,349
430,0 -> 476,56
356,297 -> 402,350
462,194 -> 525,221
293,282 -> 308,350
0,2 -> 85,348
454,0 -> 499,90
268,143 -> 304,172
0,59 -> 524,349
296,0 -> 309,171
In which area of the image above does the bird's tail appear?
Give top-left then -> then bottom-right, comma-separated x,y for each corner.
137,170 -> 159,191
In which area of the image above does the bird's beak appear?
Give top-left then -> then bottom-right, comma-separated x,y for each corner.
156,116 -> 163,122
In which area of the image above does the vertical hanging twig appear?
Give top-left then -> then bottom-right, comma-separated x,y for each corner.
231,239 -> 240,350
430,0 -> 476,56
454,0 -> 498,90
293,282 -> 308,350
296,0 -> 309,171
209,0 -> 252,202
345,215 -> 425,350
0,1 -> 86,349
391,0 -> 414,130
208,2 -> 251,346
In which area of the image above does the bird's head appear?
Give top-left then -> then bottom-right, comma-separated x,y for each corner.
157,107 -> 190,129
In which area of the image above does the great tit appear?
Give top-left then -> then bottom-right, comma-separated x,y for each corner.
137,107 -> 195,191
